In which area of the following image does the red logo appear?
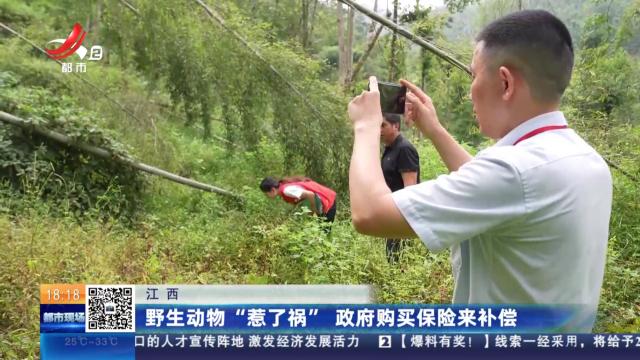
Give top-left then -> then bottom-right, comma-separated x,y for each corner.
46,23 -> 87,60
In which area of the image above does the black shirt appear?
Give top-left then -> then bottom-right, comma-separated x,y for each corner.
382,134 -> 420,192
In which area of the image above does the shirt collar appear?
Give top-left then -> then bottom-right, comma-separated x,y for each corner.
386,133 -> 404,149
495,111 -> 568,147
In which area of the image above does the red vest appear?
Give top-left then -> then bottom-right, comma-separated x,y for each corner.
278,180 -> 336,214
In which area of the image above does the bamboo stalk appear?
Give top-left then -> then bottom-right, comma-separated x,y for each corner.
605,158 -> 639,183
336,0 -> 471,75
191,0 -> 335,125
118,0 -> 140,16
0,111 -> 240,198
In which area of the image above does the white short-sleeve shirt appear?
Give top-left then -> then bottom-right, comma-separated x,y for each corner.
392,111 -> 612,331
283,185 -> 305,200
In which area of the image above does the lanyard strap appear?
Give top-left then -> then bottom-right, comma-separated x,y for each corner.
513,125 -> 568,145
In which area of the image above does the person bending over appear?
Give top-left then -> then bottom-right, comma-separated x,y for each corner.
260,176 -> 337,229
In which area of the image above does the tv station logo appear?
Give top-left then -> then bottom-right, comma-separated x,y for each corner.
46,22 -> 103,73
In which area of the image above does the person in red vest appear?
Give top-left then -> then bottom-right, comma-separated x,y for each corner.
259,176 -> 337,226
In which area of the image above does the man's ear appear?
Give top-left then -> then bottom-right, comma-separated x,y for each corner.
498,66 -> 515,101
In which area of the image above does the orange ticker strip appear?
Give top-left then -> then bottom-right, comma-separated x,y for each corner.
40,284 -> 85,304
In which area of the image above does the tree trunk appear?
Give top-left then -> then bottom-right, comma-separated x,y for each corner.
367,0 -> 379,34
388,0 -> 400,81
337,3 -> 346,84
415,1 -> 431,89
301,0 -> 309,50
308,0 -> 319,48
222,102 -> 236,149
338,3 -> 354,88
300,0 -> 319,51
93,0 -> 102,36
201,99 -> 211,140
348,0 -> 379,84
346,6 -> 354,83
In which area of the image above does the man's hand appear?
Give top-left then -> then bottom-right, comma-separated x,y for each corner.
348,76 -> 384,130
400,79 -> 445,139
400,79 -> 473,172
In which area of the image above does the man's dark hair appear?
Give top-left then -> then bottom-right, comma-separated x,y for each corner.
383,113 -> 402,129
476,10 -> 574,102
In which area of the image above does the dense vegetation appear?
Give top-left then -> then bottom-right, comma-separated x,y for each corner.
1,0 -> 639,358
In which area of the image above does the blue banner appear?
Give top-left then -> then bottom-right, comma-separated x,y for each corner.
40,304 -> 86,333
135,304 -> 585,334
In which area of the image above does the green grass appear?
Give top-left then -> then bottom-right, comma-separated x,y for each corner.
1,139 -> 639,359
0,180 -> 455,358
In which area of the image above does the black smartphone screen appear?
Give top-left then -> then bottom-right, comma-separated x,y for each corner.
369,81 -> 406,114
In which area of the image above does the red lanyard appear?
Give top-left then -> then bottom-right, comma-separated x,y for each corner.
513,125 -> 568,145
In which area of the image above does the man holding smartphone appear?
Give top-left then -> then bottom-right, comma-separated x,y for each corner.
347,10 -> 612,332
380,113 -> 420,263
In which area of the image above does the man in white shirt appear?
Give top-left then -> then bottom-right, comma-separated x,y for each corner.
347,10 -> 612,332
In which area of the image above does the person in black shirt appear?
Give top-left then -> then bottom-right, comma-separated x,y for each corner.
380,113 -> 420,263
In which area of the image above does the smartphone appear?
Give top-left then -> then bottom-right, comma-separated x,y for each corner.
368,80 -> 406,114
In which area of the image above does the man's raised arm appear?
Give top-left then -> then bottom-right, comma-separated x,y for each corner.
347,77 -> 416,238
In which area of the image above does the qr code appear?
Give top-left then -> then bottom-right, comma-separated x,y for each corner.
85,285 -> 135,332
